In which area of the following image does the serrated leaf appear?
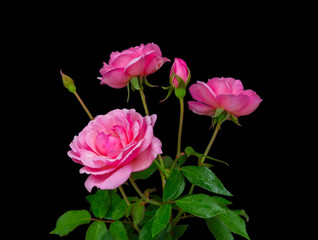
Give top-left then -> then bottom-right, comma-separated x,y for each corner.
181,166 -> 232,196
85,221 -> 108,240
175,194 -> 226,219
205,217 -> 234,240
218,210 -> 250,240
89,190 -> 111,218
131,161 -> 157,180
109,221 -> 128,240
163,168 -> 185,202
152,204 -> 172,237
50,210 -> 91,237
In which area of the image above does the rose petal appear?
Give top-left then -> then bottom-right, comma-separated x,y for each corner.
84,164 -> 132,192
100,68 -> 131,89
188,101 -> 215,116
216,94 -> 250,114
124,55 -> 146,76
130,137 -> 162,172
189,81 -> 219,108
235,90 -> 263,116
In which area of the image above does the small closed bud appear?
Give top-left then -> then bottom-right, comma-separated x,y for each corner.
60,70 -> 76,93
169,58 -> 190,89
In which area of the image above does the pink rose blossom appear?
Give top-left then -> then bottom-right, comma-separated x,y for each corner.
170,58 -> 189,87
98,43 -> 170,89
68,109 -> 162,192
188,77 -> 262,117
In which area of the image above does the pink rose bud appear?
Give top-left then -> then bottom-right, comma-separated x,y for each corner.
98,43 -> 170,89
60,70 -> 76,93
170,58 -> 190,88
68,109 -> 162,192
188,77 -> 262,118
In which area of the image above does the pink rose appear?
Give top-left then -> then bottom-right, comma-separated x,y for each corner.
98,43 -> 170,89
188,77 -> 262,117
170,58 -> 189,88
68,109 -> 162,192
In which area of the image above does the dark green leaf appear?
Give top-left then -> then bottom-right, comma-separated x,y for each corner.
175,194 -> 226,218
88,190 -> 111,218
232,209 -> 249,222
109,221 -> 128,240
139,219 -> 153,240
181,166 -> 232,196
131,162 -> 157,181
171,225 -> 188,240
162,156 -> 174,168
152,204 -> 172,237
163,169 -> 185,202
176,154 -> 188,168
205,217 -> 234,240
131,199 -> 145,226
85,221 -> 108,240
210,196 -> 232,207
50,210 -> 91,237
104,191 -> 127,220
218,210 -> 250,240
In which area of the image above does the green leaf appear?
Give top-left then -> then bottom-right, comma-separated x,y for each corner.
139,219 -> 153,240
184,146 -> 229,166
104,191 -> 127,220
163,168 -> 185,202
175,194 -> 226,218
181,166 -> 232,196
109,221 -> 128,240
88,190 -> 111,219
171,225 -> 188,240
218,210 -> 250,240
131,199 -> 145,226
50,210 -> 91,237
131,161 -> 157,181
232,209 -> 249,222
205,217 -> 234,240
176,154 -> 188,168
152,204 -> 172,237
85,221 -> 108,240
162,156 -> 174,168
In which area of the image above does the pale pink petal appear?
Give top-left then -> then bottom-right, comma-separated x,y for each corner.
100,164 -> 132,190
141,43 -> 162,56
216,94 -> 250,114
236,90 -> 262,116
145,56 -> 170,75
188,101 -> 215,116
100,68 -> 131,89
110,53 -> 139,68
130,137 -> 162,172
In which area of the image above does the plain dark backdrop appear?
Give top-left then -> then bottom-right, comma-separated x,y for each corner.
13,4 -> 295,239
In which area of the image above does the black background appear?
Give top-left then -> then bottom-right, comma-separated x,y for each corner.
12,3 -> 296,239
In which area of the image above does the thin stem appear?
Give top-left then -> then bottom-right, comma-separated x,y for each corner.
200,120 -> 222,164
139,89 -> 150,116
153,159 -> 169,178
170,98 -> 184,174
118,186 -> 130,206
129,177 -> 161,206
73,91 -> 94,120
177,98 -> 184,158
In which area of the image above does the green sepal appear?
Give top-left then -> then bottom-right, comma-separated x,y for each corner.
230,114 -> 241,126
126,83 -> 131,103
160,86 -> 174,103
185,146 -> 229,166
143,77 -> 158,88
130,76 -> 142,91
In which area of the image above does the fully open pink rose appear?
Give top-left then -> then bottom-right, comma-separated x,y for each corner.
68,109 -> 162,192
98,43 -> 170,89
188,77 -> 262,117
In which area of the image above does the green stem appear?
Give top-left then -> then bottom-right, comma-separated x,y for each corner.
170,98 -> 184,174
118,186 -> 130,206
73,91 -> 94,120
139,89 -> 150,116
129,177 -> 161,206
153,159 -> 169,178
200,119 -> 222,164
177,98 -> 184,158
